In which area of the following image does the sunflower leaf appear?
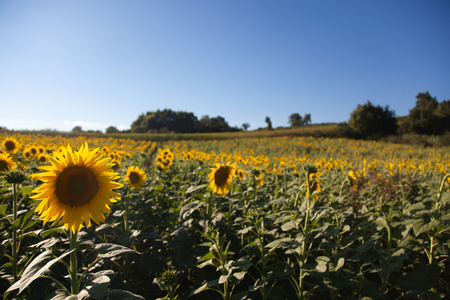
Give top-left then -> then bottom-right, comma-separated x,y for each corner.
40,226 -> 66,239
106,289 -> 146,300
94,243 -> 137,259
0,204 -> 7,215
7,249 -> 75,294
186,184 -> 206,194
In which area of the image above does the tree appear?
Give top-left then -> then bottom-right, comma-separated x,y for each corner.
71,126 -> 83,133
407,92 -> 439,135
130,109 -> 199,133
105,126 -> 119,134
265,116 -> 273,130
348,101 -> 397,139
435,99 -> 450,134
242,123 -> 250,131
303,113 -> 311,125
288,113 -> 303,127
198,115 -> 237,133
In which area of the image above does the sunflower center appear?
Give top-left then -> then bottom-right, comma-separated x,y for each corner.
0,160 -> 7,172
4,141 -> 16,152
55,166 -> 99,206
129,172 -> 140,184
214,166 -> 231,187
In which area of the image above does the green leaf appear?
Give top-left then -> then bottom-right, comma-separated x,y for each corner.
94,243 -> 137,259
413,219 -> 440,236
20,186 -> 35,196
185,184 -> 206,194
0,204 -> 7,215
397,271 -> 433,293
83,275 -> 110,299
375,217 -> 389,231
315,256 -> 330,273
230,290 -> 249,300
40,226 -> 66,238
7,249 -> 74,294
334,257 -> 345,271
106,290 -> 146,300
441,192 -> 450,205
281,220 -> 299,231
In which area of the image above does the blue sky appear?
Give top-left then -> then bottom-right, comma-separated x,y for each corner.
1,0 -> 449,132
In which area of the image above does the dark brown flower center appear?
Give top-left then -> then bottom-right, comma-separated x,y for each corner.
0,160 -> 8,172
56,166 -> 99,206
129,172 -> 140,184
214,166 -> 231,187
4,141 -> 16,152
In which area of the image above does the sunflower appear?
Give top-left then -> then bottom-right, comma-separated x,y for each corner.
254,170 -> 264,187
0,153 -> 17,173
2,137 -> 20,154
23,149 -> 32,160
37,154 -> 48,163
30,143 -> 123,233
237,169 -> 245,181
124,165 -> 146,189
208,163 -> 236,195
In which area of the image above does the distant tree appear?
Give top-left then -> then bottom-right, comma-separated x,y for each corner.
435,99 -> 450,134
303,113 -> 312,125
130,109 -> 199,133
105,126 -> 119,134
265,116 -> 273,130
71,126 -> 83,133
407,92 -> 439,135
242,123 -> 250,131
288,113 -> 303,127
198,115 -> 237,133
348,101 -> 397,139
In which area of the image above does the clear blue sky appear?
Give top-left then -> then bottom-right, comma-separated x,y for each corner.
1,0 -> 449,132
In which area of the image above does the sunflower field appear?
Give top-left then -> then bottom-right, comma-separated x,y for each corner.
0,132 -> 449,300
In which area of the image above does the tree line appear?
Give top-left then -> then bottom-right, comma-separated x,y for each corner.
347,91 -> 450,139
126,109 -> 240,134
91,91 -> 449,138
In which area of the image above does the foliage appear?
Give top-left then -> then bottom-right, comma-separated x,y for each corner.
1,132 -> 450,299
288,113 -> 311,127
106,126 -> 120,134
348,101 -> 397,139
265,117 -> 273,130
403,92 -> 450,135
130,109 -> 238,134
71,126 -> 83,133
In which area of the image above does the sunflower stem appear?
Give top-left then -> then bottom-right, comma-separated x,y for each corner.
12,182 -> 18,283
69,230 -> 78,294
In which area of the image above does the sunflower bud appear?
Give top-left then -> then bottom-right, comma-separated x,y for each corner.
303,164 -> 317,174
4,167 -> 27,184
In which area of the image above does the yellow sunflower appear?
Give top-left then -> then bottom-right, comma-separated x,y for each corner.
2,137 -> 20,154
30,143 -> 123,233
124,165 -> 146,189
208,163 -> 236,195
0,153 -> 17,173
37,153 -> 48,163
254,170 -> 264,187
237,169 -> 245,181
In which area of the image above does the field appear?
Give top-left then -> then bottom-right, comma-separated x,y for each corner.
1,132 -> 449,299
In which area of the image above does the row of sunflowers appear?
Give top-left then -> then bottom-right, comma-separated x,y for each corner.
1,132 -> 449,299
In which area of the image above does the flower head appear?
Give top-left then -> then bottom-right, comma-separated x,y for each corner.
124,165 -> 146,189
2,137 -> 20,154
31,143 -> 123,233
0,153 -> 17,173
208,163 -> 236,195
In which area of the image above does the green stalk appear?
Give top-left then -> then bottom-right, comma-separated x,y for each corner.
12,183 -> 18,282
69,231 -> 78,294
